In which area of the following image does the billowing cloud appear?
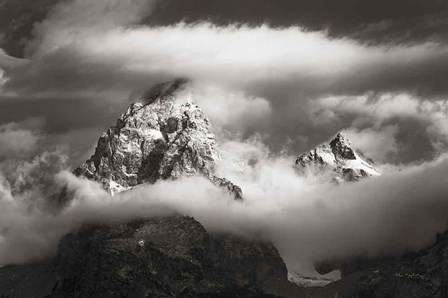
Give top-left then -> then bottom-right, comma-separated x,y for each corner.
0,0 -> 448,288
27,0 -> 158,55
193,84 -> 272,135
0,118 -> 45,160
1,145 -> 448,279
2,0 -> 447,57
343,125 -> 399,163
1,3 -> 447,167
10,151 -> 67,198
0,0 -> 447,273
311,93 -> 448,163
0,0 -> 59,57
5,23 -> 448,98
147,0 -> 448,45
0,49 -> 27,70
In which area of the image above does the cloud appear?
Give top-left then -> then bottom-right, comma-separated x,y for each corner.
311,93 -> 448,163
0,0 -> 446,167
1,0 -> 447,58
58,153 -> 448,274
6,23 -> 448,98
0,49 -> 27,70
0,0 -> 60,57
344,126 -> 399,163
1,0 -> 448,283
0,125 -> 38,159
192,83 -> 272,135
1,143 -> 448,279
146,0 -> 448,45
1,10 -> 447,166
0,118 -> 45,160
27,0 -> 158,56
10,151 -> 67,197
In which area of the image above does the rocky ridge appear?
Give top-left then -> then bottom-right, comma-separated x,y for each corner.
295,132 -> 381,182
6,79 -> 446,297
346,231 -> 448,298
0,80 -> 301,297
290,132 -> 381,288
74,79 -> 242,199
307,230 -> 448,298
0,216 -> 291,297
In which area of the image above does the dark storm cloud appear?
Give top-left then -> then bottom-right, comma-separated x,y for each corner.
2,49 -> 172,96
1,0 -> 448,167
5,23 -> 448,97
0,94 -> 128,166
0,95 -> 122,133
0,117 -> 43,160
2,28 -> 448,165
147,0 -> 448,44
1,0 -> 448,275
1,0 -> 447,58
0,0 -> 59,57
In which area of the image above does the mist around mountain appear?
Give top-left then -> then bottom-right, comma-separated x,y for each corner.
74,79 -> 242,199
295,131 -> 381,183
0,80 -> 448,297
1,0 -> 448,296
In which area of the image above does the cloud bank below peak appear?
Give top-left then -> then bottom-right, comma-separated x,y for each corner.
0,1 -> 448,275
1,142 -> 448,276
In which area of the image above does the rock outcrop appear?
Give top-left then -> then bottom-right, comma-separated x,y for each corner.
74,79 -> 242,199
0,216 -> 289,297
295,132 -> 380,183
309,232 -> 448,298
342,231 -> 448,298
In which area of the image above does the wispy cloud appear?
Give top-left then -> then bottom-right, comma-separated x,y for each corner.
1,149 -> 448,276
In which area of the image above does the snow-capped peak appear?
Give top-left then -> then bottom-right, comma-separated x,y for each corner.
295,132 -> 381,182
329,132 -> 356,160
75,79 -> 242,199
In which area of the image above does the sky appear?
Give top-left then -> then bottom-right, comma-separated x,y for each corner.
0,0 -> 447,166
1,0 -> 448,275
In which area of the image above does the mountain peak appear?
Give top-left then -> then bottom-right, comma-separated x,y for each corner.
75,80 -> 242,199
329,131 -> 356,160
295,131 -> 380,182
330,132 -> 351,147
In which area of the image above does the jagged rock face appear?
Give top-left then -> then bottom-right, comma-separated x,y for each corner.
310,232 -> 448,298
0,216 -> 289,297
75,79 -> 242,199
340,231 -> 448,298
295,132 -> 380,182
